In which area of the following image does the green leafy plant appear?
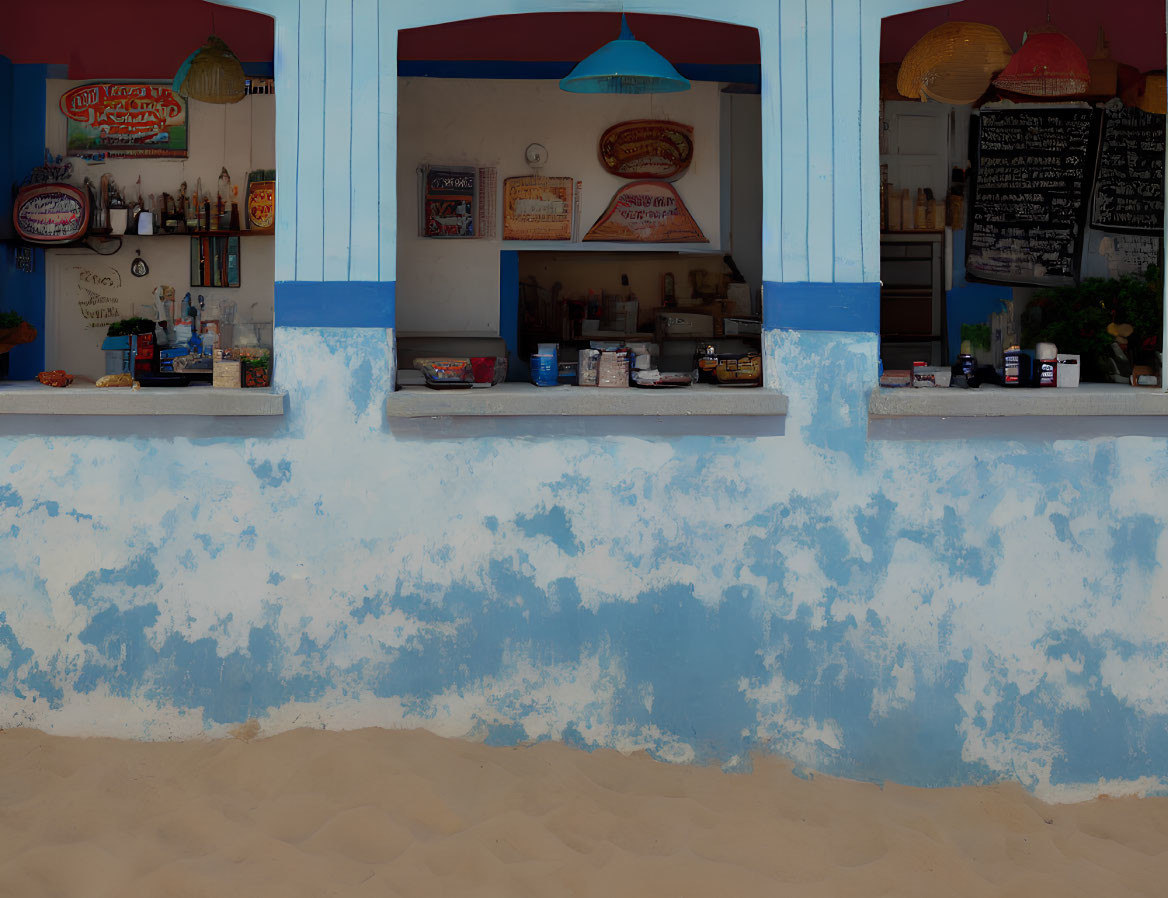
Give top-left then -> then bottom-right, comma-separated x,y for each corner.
106,317 -> 156,337
0,311 -> 25,329
240,351 -> 271,370
1022,266 -> 1163,382
960,322 -> 991,351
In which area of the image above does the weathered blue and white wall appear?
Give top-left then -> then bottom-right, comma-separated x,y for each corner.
1,0 -> 1167,803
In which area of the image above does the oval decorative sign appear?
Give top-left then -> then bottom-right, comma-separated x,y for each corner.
599,120 -> 694,181
247,180 -> 276,232
13,183 -> 89,243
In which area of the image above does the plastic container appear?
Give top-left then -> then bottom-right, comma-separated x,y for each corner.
530,353 -> 558,386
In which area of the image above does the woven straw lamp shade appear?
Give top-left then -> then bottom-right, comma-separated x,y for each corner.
993,30 -> 1089,97
1136,74 -> 1167,115
897,22 -> 1013,105
175,36 -> 246,104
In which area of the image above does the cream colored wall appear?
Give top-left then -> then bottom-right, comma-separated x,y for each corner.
395,78 -> 723,334
42,82 -> 276,379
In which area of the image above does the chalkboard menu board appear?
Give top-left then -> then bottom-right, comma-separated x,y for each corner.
1091,105 -> 1165,233
967,108 -> 1095,287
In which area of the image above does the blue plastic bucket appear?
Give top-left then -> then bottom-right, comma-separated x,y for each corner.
530,354 -> 558,387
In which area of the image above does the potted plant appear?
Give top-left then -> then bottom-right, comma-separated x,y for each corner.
0,311 -> 38,379
240,350 -> 272,388
1022,266 -> 1163,383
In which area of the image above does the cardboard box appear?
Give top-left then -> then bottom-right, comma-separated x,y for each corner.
213,357 -> 241,388
656,311 -> 714,340
723,317 -> 762,336
913,366 -> 951,388
1056,354 -> 1080,388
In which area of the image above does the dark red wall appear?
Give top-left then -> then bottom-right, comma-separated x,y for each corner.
2,0 -> 273,77
882,0 -> 1166,72
398,13 -> 760,63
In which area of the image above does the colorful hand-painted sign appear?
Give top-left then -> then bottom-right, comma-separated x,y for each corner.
599,120 -> 694,181
12,184 -> 89,243
59,83 -> 188,158
247,181 -> 276,232
584,181 -> 707,243
503,176 -> 574,240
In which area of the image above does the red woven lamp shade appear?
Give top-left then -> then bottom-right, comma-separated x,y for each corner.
993,31 -> 1089,97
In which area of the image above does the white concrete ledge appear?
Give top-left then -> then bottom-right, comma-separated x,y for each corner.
870,383 -> 1168,417
388,383 -> 787,417
0,382 -> 286,416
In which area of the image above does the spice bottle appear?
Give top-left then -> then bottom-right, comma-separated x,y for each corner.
1035,342 -> 1057,387
1003,346 -> 1030,387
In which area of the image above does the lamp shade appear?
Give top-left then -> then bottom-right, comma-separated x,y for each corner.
173,35 -> 247,104
993,30 -> 1089,97
897,22 -> 1013,105
560,15 -> 690,94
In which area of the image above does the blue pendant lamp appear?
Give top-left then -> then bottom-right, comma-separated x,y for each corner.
560,14 -> 691,94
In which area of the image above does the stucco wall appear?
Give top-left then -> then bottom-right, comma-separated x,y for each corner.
3,320 -> 1167,801
1,0 -> 1166,803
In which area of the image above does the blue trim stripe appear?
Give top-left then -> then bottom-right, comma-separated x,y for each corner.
398,60 -> 760,86
499,251 -> 519,358
762,281 -> 879,333
4,63 -> 48,379
276,280 -> 395,327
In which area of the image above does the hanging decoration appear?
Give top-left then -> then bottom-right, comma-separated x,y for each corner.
896,22 -> 1013,105
992,29 -> 1090,97
560,14 -> 690,94
173,35 -> 247,104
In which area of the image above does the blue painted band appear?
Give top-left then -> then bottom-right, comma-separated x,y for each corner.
276,281 -> 395,328
398,60 -> 760,86
4,63 -> 48,379
762,282 -> 879,333
499,251 -> 519,358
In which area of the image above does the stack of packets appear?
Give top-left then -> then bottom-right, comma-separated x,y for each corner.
212,349 -> 242,388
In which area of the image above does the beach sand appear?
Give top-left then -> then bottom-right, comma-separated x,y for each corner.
0,726 -> 1165,897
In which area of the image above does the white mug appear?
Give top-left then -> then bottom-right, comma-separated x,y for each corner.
109,208 -> 128,234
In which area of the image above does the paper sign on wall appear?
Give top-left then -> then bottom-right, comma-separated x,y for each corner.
503,176 -> 574,240
59,83 -> 188,158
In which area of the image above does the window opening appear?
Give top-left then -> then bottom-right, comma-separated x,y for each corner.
877,1 -> 1166,392
395,13 -> 764,394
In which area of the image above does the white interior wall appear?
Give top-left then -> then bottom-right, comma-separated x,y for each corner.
42,82 -> 276,379
395,78 -> 723,334
727,93 -> 762,307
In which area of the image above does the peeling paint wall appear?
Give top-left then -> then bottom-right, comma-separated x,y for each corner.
1,0 -> 1166,804
3,323 -> 1168,800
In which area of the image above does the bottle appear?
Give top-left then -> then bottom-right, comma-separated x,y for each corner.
229,185 -> 241,231
1003,346 -> 1030,387
217,168 -> 232,230
1035,342 -> 1057,387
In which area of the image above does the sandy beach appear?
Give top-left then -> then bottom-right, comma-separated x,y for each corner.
0,725 -> 1165,897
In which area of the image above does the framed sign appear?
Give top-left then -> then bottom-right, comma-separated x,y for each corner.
419,166 -> 477,238
59,83 -> 188,158
599,120 -> 694,181
503,176 -> 574,240
584,181 -> 707,243
13,183 -> 89,243
247,180 -> 275,232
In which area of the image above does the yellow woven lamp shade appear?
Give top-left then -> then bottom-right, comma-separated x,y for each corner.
178,36 -> 246,104
897,22 -> 1013,104
1137,74 -> 1166,115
